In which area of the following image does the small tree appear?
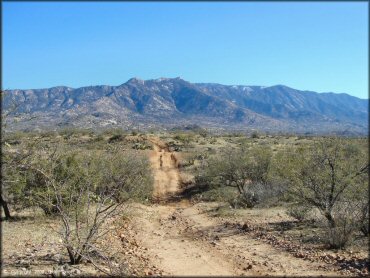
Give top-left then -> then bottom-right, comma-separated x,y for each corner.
276,138 -> 368,248
13,146 -> 153,267
195,145 -> 278,207
1,93 -> 39,219
2,135 -> 43,218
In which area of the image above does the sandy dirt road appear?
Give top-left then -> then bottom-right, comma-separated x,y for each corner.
149,141 -> 181,202
129,137 -> 342,276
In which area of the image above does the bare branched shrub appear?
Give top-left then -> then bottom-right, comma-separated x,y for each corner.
2,135 -> 43,218
1,96 -> 28,219
276,138 -> 369,248
359,201 -> 369,236
287,203 -> 311,222
324,200 -> 367,249
229,181 -> 284,209
12,145 -> 153,270
55,177 -> 125,265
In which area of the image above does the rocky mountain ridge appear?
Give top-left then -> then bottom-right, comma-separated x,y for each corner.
3,77 -> 368,135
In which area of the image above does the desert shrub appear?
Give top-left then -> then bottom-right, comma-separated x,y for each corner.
108,134 -> 125,143
275,138 -> 369,249
93,150 -> 153,203
102,128 -> 125,136
3,131 -> 27,142
177,153 -> 199,168
174,133 -> 194,146
11,147 -> 153,266
132,142 -> 153,150
199,130 -> 208,138
193,170 -> 215,193
323,200 -> 366,249
359,202 -> 369,236
197,187 -> 237,203
194,144 -> 283,207
196,152 -> 209,161
58,127 -> 86,139
229,181 -> 285,209
39,130 -> 58,138
326,226 -> 352,249
2,142 -> 153,217
2,139 -> 43,218
251,131 -> 259,139
287,203 -> 311,222
167,140 -> 183,152
229,190 -> 255,209
6,149 -> 88,216
91,134 -> 104,142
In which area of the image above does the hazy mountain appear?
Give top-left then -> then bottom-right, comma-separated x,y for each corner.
3,78 -> 368,135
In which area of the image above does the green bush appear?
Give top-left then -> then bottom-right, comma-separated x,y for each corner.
193,144 -> 284,207
102,128 -> 125,137
3,131 -> 27,143
251,131 -> 259,139
58,127 -> 91,139
197,187 -> 237,202
2,143 -> 154,218
108,134 -> 125,143
132,142 -> 153,150
174,133 -> 194,146
287,204 -> 311,222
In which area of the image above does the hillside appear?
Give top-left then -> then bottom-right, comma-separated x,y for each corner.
3,77 -> 368,135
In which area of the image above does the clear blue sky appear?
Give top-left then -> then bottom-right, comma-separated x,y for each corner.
3,1 -> 368,99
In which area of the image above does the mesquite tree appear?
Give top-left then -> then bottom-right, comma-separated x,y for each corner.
275,138 -> 368,248
26,147 -> 153,265
195,145 -> 277,207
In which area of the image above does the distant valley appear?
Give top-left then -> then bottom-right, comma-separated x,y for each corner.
3,77 -> 368,135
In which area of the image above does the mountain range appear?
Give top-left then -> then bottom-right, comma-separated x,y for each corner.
3,77 -> 368,135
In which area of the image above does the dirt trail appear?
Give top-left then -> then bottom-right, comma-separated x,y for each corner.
149,141 -> 180,202
129,137 -> 342,276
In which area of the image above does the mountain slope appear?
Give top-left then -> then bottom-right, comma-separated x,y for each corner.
3,78 -> 368,134
197,84 -> 367,123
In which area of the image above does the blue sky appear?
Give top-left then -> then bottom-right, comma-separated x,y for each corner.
2,2 -> 368,99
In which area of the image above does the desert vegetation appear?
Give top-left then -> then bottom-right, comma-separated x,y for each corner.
2,129 -> 154,275
1,128 -> 369,276
192,136 -> 368,249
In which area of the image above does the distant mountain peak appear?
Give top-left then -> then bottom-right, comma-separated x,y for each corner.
149,77 -> 183,83
125,77 -> 145,85
265,84 -> 294,90
50,85 -> 73,90
154,77 -> 170,82
124,77 -> 187,86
